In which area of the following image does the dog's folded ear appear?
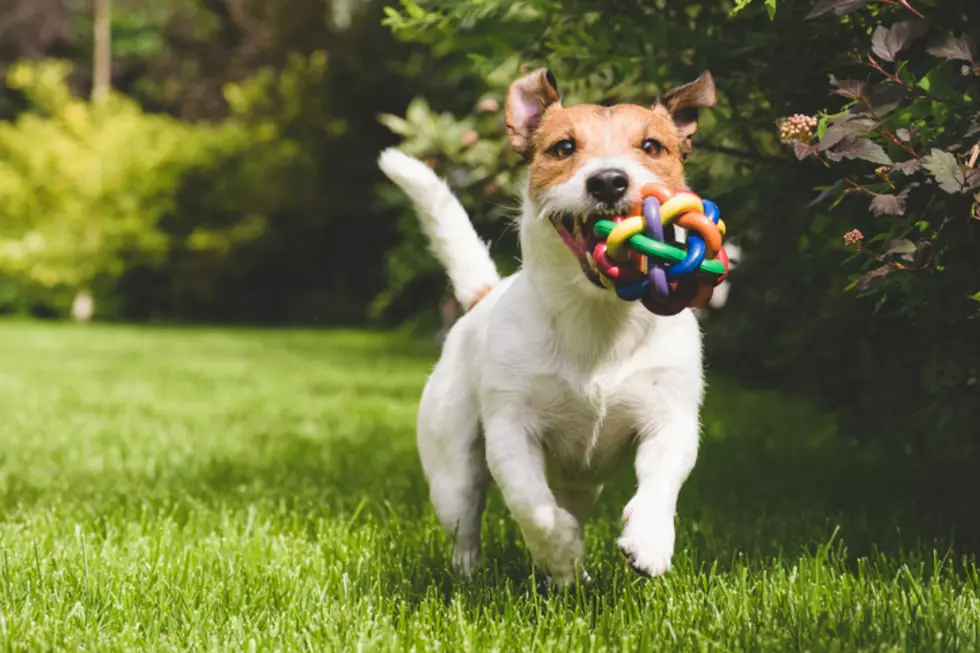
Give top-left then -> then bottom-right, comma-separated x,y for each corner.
660,71 -> 717,152
505,68 -> 561,154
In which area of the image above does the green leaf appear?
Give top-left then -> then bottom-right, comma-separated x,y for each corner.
765,0 -> 777,19
885,239 -> 915,255
729,0 -> 755,15
923,148 -> 980,194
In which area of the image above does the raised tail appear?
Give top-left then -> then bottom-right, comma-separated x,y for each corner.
378,148 -> 500,309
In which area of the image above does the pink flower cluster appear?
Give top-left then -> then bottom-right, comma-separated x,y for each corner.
779,114 -> 818,144
843,229 -> 864,248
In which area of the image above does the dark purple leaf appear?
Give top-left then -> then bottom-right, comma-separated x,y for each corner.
871,21 -> 928,62
793,141 -> 818,160
807,0 -> 869,19
871,194 -> 906,216
896,128 -> 911,142
913,241 -> 933,267
856,265 -> 892,292
818,115 -> 876,151
827,136 -> 892,165
968,168 -> 980,189
927,34 -> 977,62
893,159 -> 921,175
868,84 -> 906,116
830,76 -> 867,99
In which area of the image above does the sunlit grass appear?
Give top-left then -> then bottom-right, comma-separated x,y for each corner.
0,321 -> 976,651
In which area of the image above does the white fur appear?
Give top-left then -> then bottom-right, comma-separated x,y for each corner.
378,149 -> 500,307
707,242 -> 741,310
379,148 -> 704,585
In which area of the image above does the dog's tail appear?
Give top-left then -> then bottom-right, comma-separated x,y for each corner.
378,148 -> 500,309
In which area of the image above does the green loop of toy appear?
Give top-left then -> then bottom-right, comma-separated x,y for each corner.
593,220 -> 725,278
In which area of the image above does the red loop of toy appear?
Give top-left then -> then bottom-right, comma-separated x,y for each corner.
713,246 -> 730,286
689,280 -> 715,309
641,278 -> 699,316
592,242 -> 646,284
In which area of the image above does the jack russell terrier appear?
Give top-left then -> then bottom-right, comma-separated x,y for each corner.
379,67 -> 717,585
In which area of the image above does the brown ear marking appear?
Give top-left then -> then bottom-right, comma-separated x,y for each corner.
660,71 -> 717,146
505,67 -> 561,153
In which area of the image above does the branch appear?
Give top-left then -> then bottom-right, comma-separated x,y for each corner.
697,142 -> 783,163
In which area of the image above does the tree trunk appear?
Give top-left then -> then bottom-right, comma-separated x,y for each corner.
72,289 -> 94,323
92,0 -> 111,104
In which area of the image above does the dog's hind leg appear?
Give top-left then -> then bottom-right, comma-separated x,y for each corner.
417,356 -> 489,577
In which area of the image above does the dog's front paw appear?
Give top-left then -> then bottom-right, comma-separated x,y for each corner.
522,506 -> 585,586
452,546 -> 483,577
618,499 -> 675,578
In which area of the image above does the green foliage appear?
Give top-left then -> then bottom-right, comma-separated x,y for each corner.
378,0 -> 980,448
0,60 -> 296,315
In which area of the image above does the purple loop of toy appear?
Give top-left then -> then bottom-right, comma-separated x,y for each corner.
642,197 -> 671,300
643,197 -> 664,241
648,266 -> 669,300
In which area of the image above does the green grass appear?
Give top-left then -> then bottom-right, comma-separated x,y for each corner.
0,321 -> 976,651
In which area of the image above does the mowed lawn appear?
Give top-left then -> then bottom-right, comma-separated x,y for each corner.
0,321 -> 977,651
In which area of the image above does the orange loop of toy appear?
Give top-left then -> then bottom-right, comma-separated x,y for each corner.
632,183 -> 672,217
639,183 -> 674,204
675,212 -> 722,258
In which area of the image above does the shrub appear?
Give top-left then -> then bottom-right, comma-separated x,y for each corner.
378,0 -> 980,449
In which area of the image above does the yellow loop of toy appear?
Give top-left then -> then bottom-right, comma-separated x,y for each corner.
717,219 -> 727,237
605,216 -> 647,262
659,194 -> 704,225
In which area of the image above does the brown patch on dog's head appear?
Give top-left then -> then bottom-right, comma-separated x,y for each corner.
505,69 -> 717,198
525,103 -> 693,196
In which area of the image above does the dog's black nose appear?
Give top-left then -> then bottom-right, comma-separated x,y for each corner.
586,169 -> 629,205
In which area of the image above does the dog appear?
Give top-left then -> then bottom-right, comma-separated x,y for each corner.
378,67 -> 717,585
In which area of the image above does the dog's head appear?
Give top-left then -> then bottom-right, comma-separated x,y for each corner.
506,68 -> 716,280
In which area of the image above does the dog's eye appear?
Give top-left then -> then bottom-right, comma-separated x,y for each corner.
547,138 -> 576,159
641,138 -> 664,157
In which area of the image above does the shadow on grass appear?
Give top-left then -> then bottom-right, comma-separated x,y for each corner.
2,374 -> 976,589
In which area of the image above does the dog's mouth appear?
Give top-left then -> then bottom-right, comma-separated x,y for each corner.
549,208 -> 627,284
550,206 -> 683,286
549,209 -> 618,259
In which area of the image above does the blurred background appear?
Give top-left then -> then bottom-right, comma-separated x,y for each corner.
0,0 -> 977,472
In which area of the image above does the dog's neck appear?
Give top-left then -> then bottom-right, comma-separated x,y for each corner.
519,198 -> 656,369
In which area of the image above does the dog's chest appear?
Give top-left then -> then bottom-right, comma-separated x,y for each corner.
528,369 -> 640,481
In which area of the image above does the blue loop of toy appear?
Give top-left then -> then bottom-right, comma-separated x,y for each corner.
616,278 -> 648,301
703,199 -> 720,224
667,235 -> 706,280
